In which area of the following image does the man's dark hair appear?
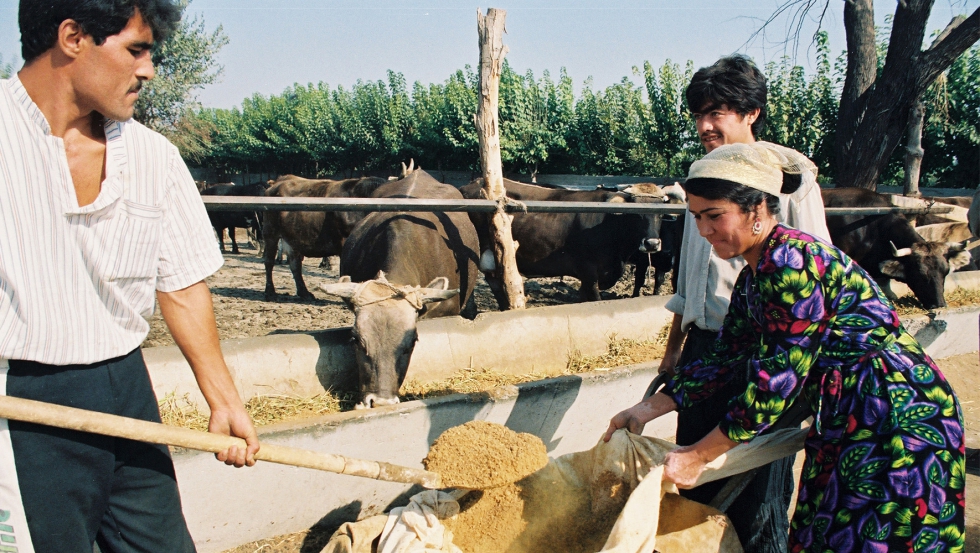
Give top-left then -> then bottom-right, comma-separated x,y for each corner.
19,0 -> 182,64
685,54 -> 768,138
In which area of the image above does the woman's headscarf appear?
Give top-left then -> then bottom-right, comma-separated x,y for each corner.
686,141 -> 818,195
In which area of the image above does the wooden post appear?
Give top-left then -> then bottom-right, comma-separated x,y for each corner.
903,98 -> 925,197
476,8 -> 525,309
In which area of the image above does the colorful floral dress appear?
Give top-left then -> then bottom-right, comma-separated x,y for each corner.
664,224 -> 966,553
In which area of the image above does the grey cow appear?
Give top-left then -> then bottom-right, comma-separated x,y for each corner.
320,169 -> 480,408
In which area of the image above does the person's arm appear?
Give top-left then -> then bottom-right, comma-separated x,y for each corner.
658,314 -> 686,376
662,426 -> 738,488
157,281 -> 259,467
603,392 -> 678,442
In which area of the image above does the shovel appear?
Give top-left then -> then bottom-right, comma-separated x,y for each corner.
0,394 -> 441,488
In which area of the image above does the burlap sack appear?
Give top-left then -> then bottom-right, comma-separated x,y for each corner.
321,428 -> 806,553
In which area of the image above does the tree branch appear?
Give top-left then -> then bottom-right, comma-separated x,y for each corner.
917,8 -> 980,89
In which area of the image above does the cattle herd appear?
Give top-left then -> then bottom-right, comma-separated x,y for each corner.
197,169 -> 980,407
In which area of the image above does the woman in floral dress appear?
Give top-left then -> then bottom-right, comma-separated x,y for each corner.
605,142 -> 965,552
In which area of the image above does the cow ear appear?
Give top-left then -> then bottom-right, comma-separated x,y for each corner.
319,280 -> 359,300
424,277 -> 449,291
339,275 -> 352,283
879,260 -> 906,279
948,250 -> 971,271
667,182 -> 686,202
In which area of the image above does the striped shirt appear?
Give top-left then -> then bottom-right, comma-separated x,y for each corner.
0,76 -> 223,365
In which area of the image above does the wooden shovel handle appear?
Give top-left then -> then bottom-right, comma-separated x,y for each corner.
0,394 -> 440,488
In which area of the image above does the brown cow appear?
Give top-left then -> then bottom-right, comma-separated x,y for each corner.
822,188 -> 971,309
262,175 -> 387,300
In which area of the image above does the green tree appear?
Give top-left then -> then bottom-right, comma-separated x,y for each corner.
920,45 -> 980,188
637,59 -> 698,177
134,0 -> 229,162
0,54 -> 13,79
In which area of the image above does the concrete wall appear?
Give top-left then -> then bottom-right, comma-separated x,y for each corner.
144,278 -> 980,412
144,295 -> 676,411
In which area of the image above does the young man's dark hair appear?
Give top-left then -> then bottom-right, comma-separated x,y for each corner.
685,54 -> 768,137
19,0 -> 182,63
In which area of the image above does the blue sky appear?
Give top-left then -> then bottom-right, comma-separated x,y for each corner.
1,1 -> 977,109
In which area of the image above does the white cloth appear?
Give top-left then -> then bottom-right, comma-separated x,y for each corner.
377,490 -> 462,553
666,156 -> 831,333
0,76 -> 223,365
0,360 -> 36,553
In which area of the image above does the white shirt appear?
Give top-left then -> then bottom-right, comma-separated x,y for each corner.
665,156 -> 831,333
0,77 -> 223,365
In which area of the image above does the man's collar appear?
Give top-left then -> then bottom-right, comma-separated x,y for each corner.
7,74 -> 53,135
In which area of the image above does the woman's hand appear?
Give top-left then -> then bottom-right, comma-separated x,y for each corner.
603,392 -> 677,442
663,427 -> 739,488
663,446 -> 707,488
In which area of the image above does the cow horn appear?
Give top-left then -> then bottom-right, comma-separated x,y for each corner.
416,277 -> 458,304
963,238 -> 980,251
890,241 -> 912,258
419,287 -> 459,304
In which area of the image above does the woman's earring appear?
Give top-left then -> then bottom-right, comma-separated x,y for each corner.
752,217 -> 763,235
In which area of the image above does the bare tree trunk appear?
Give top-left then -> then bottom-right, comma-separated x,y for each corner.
903,99 -> 926,197
476,8 -> 525,310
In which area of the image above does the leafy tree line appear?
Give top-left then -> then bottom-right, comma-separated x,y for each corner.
0,54 -> 12,80
190,33 -> 978,188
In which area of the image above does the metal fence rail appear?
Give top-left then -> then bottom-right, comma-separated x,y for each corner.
201,196 -> 955,217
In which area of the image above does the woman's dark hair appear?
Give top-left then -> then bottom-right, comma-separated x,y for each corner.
19,0 -> 182,63
683,173 -> 802,216
685,55 -> 768,138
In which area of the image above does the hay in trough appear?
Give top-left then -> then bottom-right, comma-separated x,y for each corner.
160,332 -> 671,431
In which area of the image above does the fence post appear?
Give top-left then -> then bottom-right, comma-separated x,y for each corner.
476,8 -> 525,309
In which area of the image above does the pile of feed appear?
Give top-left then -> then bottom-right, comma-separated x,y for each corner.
423,421 -> 624,553
424,421 -> 548,489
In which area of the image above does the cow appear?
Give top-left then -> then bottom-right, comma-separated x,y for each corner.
914,222 -> 973,244
319,169 -> 479,409
909,195 -> 973,227
262,174 -> 388,300
200,182 -> 267,254
622,182 -> 686,296
459,178 -> 667,304
822,187 -> 971,309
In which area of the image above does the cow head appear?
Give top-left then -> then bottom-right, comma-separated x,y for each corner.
320,272 -> 459,409
623,183 -> 685,255
879,240 -> 972,309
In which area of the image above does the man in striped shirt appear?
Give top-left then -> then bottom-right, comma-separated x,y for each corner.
0,1 -> 259,551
